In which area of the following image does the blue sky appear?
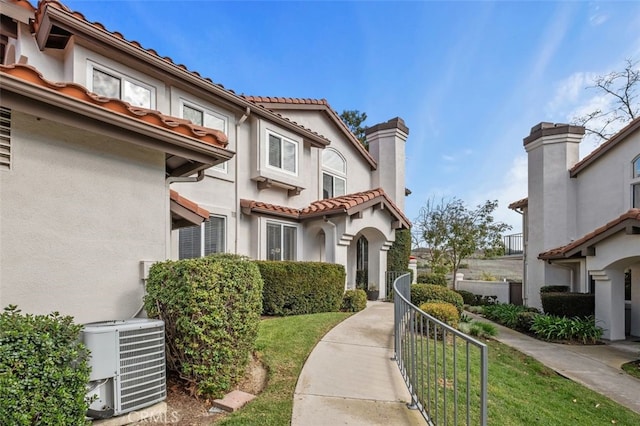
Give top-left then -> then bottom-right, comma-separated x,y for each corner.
63,0 -> 640,233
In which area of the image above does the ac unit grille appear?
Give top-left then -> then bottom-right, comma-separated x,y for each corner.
117,323 -> 166,413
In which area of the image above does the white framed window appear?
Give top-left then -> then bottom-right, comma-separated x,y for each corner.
633,156 -> 640,178
322,149 -> 346,199
633,156 -> 640,208
181,101 -> 229,173
266,221 -> 297,261
178,215 -> 226,259
633,183 -> 640,209
267,131 -> 297,175
89,63 -> 155,109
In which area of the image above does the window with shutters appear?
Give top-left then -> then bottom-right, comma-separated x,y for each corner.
178,215 -> 226,259
0,107 -> 10,171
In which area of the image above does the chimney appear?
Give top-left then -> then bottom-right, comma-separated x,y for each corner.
365,117 -> 409,211
524,122 -> 584,308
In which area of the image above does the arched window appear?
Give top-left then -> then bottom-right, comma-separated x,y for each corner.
322,149 -> 346,199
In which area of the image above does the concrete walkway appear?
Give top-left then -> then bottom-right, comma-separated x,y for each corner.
472,314 -> 640,414
291,301 -> 425,426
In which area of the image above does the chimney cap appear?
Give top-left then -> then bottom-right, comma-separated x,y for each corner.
365,117 -> 409,135
523,122 -> 584,146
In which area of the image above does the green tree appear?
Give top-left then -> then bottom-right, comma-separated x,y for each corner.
413,198 -> 511,287
573,58 -> 639,142
387,228 -> 412,272
340,109 -> 368,147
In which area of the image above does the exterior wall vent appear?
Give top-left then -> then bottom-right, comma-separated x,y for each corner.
0,107 -> 10,170
81,318 -> 166,418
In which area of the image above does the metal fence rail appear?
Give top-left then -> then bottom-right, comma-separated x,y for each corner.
393,273 -> 488,425
503,233 -> 523,255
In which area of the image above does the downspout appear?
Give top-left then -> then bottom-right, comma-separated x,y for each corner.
235,107 -> 250,254
513,207 -> 527,306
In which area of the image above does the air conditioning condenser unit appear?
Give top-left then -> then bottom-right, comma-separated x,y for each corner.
81,318 -> 166,419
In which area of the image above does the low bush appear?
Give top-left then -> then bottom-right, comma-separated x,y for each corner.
416,273 -> 448,286
341,289 -> 367,312
479,271 -> 497,281
472,294 -> 498,306
145,254 -> 263,397
483,304 -> 527,329
466,305 -> 485,314
419,301 -> 460,329
257,261 -> 345,316
465,321 -> 498,338
540,285 -> 569,293
456,289 -> 476,305
411,284 -> 464,314
541,292 -> 595,317
530,315 -> 603,344
516,311 -> 539,332
0,305 -> 91,425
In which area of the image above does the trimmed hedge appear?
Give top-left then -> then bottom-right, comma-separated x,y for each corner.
256,261 -> 345,316
540,285 -> 569,293
341,289 -> 367,312
0,306 -> 91,425
419,301 -> 460,328
456,289 -> 476,305
145,254 -> 263,397
541,292 -> 595,317
416,273 -> 448,286
411,284 -> 464,314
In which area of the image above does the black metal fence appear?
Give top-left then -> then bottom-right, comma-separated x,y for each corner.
503,233 -> 523,255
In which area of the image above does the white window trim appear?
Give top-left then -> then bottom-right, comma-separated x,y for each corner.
323,172 -> 346,199
261,218 -> 301,261
87,61 -> 156,108
322,148 -> 347,175
632,155 -> 640,208
633,155 -> 640,179
179,214 -> 227,258
265,130 -> 298,176
180,99 -> 229,174
322,148 -> 347,198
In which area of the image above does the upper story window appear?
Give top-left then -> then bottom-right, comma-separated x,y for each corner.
178,215 -> 226,259
267,131 -> 297,175
90,64 -> 154,109
634,156 -> 640,178
181,101 -> 229,172
322,149 -> 346,199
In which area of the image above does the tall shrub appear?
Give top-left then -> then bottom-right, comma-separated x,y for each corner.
145,254 -> 263,397
387,228 -> 411,272
0,306 -> 91,425
256,261 -> 345,316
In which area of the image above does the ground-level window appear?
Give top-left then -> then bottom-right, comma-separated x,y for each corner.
178,215 -> 225,259
266,222 -> 296,260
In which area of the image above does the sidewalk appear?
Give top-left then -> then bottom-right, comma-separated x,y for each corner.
473,314 -> 640,414
291,301 -> 425,426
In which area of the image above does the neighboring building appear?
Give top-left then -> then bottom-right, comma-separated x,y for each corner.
510,120 -> 640,340
0,0 -> 409,323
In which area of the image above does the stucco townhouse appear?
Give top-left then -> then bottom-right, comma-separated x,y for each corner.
510,119 -> 640,340
0,0 -> 410,324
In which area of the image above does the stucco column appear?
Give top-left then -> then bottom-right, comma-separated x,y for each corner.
631,265 -> 640,337
591,269 -> 626,341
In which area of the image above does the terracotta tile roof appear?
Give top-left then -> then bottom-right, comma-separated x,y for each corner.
241,95 -> 377,169
0,64 -> 228,148
570,116 -> 640,177
8,0 -> 35,12
508,197 -> 528,210
170,190 -> 209,220
240,188 -> 411,229
539,209 -> 640,260
29,0 -> 330,147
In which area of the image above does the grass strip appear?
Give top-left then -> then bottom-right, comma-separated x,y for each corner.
218,312 -> 351,426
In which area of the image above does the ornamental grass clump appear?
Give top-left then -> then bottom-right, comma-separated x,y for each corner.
145,254 -> 263,398
0,306 -> 91,425
530,315 -> 603,344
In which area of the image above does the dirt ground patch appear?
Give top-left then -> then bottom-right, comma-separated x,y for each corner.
135,354 -> 267,425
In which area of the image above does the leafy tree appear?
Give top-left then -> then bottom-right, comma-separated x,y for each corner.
340,109 -> 368,147
573,58 -> 639,142
413,198 -> 511,287
387,228 -> 412,272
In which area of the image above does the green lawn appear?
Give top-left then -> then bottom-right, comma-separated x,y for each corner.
218,311 -> 640,426
217,312 -> 351,426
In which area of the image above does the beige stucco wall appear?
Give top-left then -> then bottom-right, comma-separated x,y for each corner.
0,111 -> 167,324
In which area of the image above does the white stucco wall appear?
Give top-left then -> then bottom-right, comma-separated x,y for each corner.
0,111 -> 167,324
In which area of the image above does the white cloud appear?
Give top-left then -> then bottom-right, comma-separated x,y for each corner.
442,154 -> 455,162
546,71 -> 596,116
589,3 -> 608,26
